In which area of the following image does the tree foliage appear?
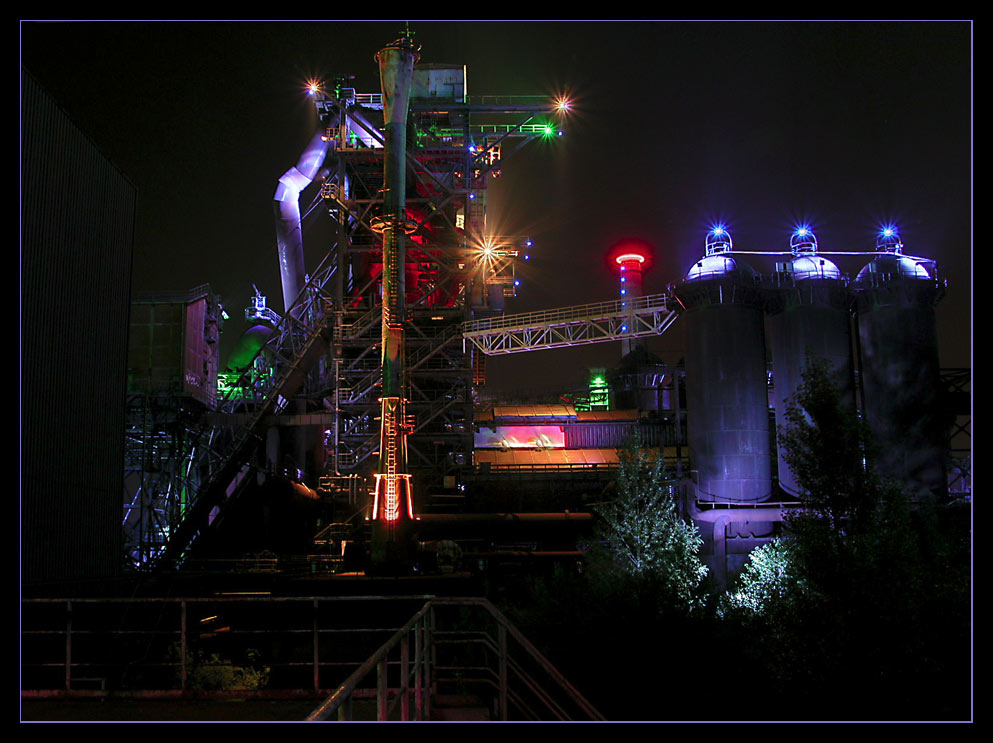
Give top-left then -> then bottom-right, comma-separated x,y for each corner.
778,358 -> 890,550
719,358 -> 971,719
594,441 -> 708,611
716,538 -> 803,619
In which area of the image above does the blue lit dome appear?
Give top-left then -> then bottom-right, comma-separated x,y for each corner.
790,255 -> 843,281
856,254 -> 932,282
685,254 -> 756,281
685,226 -> 756,281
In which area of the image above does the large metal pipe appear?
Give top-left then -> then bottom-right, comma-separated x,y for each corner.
413,512 -> 594,547
274,129 -> 333,314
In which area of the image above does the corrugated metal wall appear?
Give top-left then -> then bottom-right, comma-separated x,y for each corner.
21,70 -> 136,585
128,289 -> 220,409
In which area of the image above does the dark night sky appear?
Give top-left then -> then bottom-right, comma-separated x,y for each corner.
20,20 -> 973,396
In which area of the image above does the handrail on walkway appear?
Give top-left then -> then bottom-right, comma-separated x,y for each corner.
306,597 -> 604,722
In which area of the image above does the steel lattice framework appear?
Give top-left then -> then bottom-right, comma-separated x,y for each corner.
130,46 -> 573,567
315,80 -> 567,484
142,258 -> 339,568
462,292 -> 680,355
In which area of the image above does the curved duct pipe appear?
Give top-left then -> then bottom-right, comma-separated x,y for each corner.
345,107 -> 385,149
274,128 -> 334,314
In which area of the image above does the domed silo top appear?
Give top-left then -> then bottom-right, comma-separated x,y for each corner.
856,254 -> 932,281
784,227 -> 843,281
791,254 -> 844,281
855,226 -> 934,283
684,226 -> 757,282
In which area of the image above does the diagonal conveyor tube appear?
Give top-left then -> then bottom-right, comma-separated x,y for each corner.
273,129 -> 333,314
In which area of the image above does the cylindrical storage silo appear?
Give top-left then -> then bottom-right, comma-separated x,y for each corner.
853,228 -> 946,499
767,228 -> 856,497
673,227 -> 771,503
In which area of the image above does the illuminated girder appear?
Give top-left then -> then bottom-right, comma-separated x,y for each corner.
462,292 -> 679,355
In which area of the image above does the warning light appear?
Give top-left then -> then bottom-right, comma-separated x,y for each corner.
607,239 -> 653,279
876,224 -> 903,252
790,225 -> 818,254
615,253 -> 646,265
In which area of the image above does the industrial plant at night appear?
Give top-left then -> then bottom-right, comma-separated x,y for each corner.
21,22 -> 972,722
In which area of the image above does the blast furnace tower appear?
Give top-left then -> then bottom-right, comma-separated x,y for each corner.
144,30 -> 568,567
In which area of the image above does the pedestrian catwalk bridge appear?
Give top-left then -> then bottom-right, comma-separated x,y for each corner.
461,292 -> 679,355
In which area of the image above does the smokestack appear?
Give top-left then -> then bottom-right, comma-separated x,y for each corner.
370,31 -> 420,565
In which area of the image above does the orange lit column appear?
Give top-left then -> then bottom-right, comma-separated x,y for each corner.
370,33 -> 419,567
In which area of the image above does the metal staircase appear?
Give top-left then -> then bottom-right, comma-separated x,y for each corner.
151,256 -> 340,569
306,597 -> 605,722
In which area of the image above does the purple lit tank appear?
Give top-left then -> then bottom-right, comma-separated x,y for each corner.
673,228 -> 771,504
767,229 -> 856,498
853,229 -> 946,499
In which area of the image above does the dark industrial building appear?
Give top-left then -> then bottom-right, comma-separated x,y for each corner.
21,70 -> 136,585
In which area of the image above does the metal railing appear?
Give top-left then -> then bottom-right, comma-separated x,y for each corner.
21,595 -> 431,698
462,292 -> 679,356
307,597 -> 604,721
22,595 -> 603,721
464,291 -> 672,334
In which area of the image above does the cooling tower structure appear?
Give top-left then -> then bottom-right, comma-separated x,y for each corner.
853,227 -> 947,499
766,228 -> 856,497
673,227 -> 771,504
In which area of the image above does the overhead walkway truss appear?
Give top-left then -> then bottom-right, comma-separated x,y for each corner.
461,291 -> 679,355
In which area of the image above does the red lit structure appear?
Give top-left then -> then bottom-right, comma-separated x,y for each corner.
611,241 -> 653,357
305,41 -> 563,504
368,33 -> 420,563
294,32 -> 566,568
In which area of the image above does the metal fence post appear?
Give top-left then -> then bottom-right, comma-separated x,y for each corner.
425,604 -> 435,720
414,613 -> 423,720
498,623 -> 508,721
377,659 -> 388,721
338,695 -> 352,721
64,601 -> 71,692
180,600 -> 187,692
313,598 -> 320,693
401,630 -> 410,720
